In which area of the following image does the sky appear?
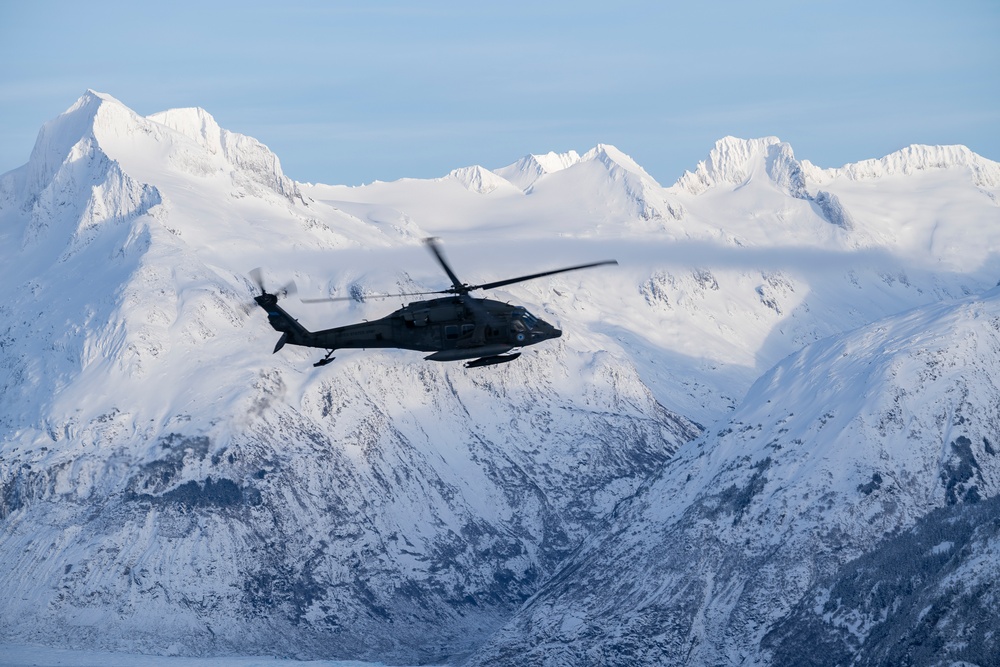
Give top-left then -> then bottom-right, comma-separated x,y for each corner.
1,0 -> 998,187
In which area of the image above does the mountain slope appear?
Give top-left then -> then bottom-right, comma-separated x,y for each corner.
469,287 -> 1000,666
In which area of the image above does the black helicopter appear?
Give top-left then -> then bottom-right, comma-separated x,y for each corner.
251,238 -> 617,368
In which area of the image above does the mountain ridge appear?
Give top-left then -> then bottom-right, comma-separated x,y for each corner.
492,150 -> 582,191
803,143 -> 1000,188
1,91 -> 998,665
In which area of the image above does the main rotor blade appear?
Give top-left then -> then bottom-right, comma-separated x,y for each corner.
300,296 -> 358,303
300,289 -> 449,304
468,260 -> 619,292
249,267 -> 266,294
459,293 -> 490,325
425,237 -> 467,293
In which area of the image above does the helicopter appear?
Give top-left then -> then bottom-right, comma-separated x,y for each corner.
251,237 -> 617,368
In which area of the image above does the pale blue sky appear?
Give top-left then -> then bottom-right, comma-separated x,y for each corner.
1,0 -> 997,186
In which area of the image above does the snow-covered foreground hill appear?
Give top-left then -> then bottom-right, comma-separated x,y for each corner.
1,91 -> 998,665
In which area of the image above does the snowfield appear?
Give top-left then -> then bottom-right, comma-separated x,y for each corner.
1,91 -> 998,666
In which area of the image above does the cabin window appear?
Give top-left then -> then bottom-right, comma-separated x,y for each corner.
461,324 -> 475,336
445,325 -> 459,340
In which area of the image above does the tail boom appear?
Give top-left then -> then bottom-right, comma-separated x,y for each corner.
255,293 -> 314,352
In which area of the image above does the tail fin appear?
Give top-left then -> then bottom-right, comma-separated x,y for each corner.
254,293 -> 311,353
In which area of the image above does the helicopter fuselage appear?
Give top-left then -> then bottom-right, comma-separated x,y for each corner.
256,293 -> 561,364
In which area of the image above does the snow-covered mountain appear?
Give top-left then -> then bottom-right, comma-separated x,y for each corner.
493,150 -> 583,191
0,92 -> 696,663
1,91 -> 998,665
469,287 -> 1000,665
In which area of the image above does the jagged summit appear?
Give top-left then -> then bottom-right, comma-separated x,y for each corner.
149,106 -> 298,198
582,143 -> 658,182
7,90 -> 300,212
59,88 -> 122,119
480,143 -> 681,221
0,91 -> 163,256
675,136 -> 808,198
148,106 -> 225,153
554,143 -> 680,223
530,149 -> 582,174
492,145 -> 660,194
493,149 -> 582,191
17,90 -> 137,199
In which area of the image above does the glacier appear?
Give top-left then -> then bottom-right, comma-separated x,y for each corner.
1,91 -> 998,666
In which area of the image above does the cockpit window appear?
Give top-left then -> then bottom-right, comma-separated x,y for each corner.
512,308 -> 539,331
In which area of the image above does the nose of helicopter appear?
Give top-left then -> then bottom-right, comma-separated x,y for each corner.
530,323 -> 561,342
541,324 -> 561,340
524,312 -> 561,342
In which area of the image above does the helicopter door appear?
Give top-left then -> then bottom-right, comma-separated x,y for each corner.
404,309 -> 431,327
444,324 -> 475,344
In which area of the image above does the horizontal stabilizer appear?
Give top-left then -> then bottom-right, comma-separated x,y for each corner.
273,332 -> 289,353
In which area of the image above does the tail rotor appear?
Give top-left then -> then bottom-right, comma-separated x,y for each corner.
248,268 -> 297,301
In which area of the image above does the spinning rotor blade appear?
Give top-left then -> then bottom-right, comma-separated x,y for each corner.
248,268 -> 297,298
300,289 -> 446,304
301,238 -> 470,304
282,241 -> 615,312
468,260 -> 619,292
425,237 -> 468,293
300,295 -> 359,303
458,293 -> 490,325
249,267 -> 266,294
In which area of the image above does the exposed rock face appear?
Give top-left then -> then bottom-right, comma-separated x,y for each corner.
763,494 -> 1000,667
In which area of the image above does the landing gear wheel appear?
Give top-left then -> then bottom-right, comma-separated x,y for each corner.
314,350 -> 336,367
